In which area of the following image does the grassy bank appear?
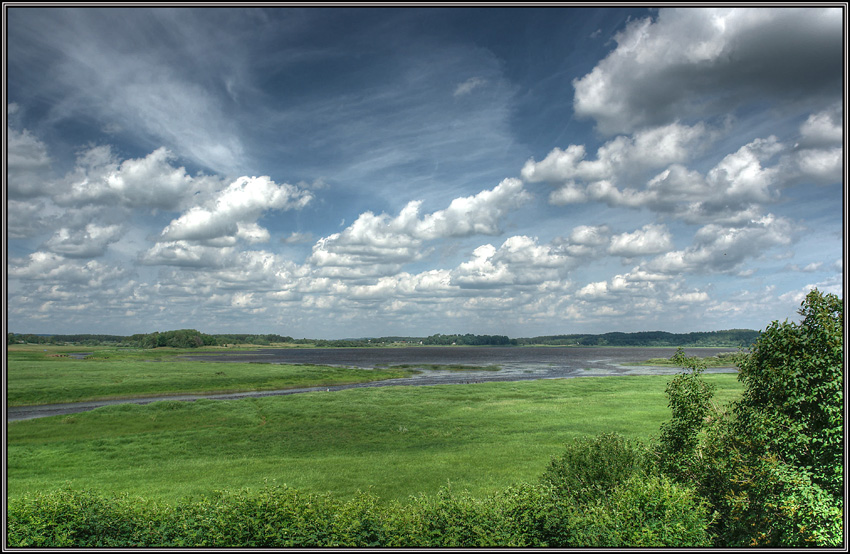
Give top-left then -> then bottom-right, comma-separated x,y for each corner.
6,346 -> 417,406
7,373 -> 743,504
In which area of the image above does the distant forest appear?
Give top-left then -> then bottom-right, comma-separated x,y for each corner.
8,329 -> 759,348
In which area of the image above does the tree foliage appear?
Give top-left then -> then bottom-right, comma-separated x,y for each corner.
657,289 -> 844,547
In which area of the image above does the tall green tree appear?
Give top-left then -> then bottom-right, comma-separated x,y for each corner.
658,289 -> 844,547
733,289 -> 844,498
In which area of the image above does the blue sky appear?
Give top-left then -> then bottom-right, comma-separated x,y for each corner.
6,6 -> 845,338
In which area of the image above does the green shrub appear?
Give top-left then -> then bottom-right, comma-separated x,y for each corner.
167,486 -> 340,547
383,486 -> 511,547
537,433 -> 712,547
540,432 -> 652,503
6,488 -> 168,547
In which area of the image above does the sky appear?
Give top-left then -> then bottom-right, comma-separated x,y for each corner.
5,6 -> 846,339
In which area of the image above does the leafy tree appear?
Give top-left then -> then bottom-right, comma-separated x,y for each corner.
655,348 -> 716,482
657,289 -> 844,547
733,289 -> 843,498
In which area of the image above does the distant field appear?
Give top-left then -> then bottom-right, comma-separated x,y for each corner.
7,373 -> 743,504
6,345 -> 417,406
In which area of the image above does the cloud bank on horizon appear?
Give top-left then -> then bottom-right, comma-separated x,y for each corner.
6,7 -> 845,338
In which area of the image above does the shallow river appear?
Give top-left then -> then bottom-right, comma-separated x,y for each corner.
7,347 -> 739,422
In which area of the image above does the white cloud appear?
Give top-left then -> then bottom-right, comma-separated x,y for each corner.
100,147 -> 198,210
43,223 -> 124,258
522,121 -> 710,185
577,280 -> 608,299
572,7 -> 842,134
309,178 -> 530,273
645,214 -> 797,274
797,103 -> 843,148
140,241 -> 237,268
55,146 -> 216,210
532,132 -> 797,225
608,224 -> 673,257
782,105 -> 844,186
786,262 -> 824,273
451,236 -> 569,289
7,199 -> 56,239
9,252 -> 130,286
416,178 -> 531,239
445,244 -> 506,289
160,175 -> 313,243
281,232 -> 314,245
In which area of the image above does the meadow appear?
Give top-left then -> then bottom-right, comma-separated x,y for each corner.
6,345 -> 417,407
6,346 -> 743,504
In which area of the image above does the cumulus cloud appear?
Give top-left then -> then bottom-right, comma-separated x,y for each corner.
798,104 -> 843,149
9,251 -> 130,286
572,7 -> 843,134
785,262 -> 823,273
140,241 -> 237,268
522,121 -> 711,186
645,214 -> 797,274
7,199 -> 57,239
577,280 -> 609,299
153,250 -> 305,296
55,146 -> 216,210
780,105 -> 844,186
309,178 -> 530,274
608,224 -> 673,257
552,225 -> 612,258
530,130 -> 802,225
450,236 -> 569,289
160,175 -> 313,244
43,223 -> 124,258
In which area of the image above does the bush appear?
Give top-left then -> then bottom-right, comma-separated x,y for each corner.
6,488 -> 169,547
550,474 -> 712,547
538,433 -> 712,547
541,432 -> 652,503
7,476 -> 712,548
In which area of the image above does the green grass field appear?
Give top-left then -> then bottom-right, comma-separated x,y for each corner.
6,345 -> 417,406
7,351 -> 743,504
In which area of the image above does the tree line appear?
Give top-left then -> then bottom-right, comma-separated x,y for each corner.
515,329 -> 759,347
8,329 -> 758,348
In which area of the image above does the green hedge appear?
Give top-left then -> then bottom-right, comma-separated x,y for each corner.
8,470 -> 711,547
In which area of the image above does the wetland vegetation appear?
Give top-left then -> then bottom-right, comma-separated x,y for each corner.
6,291 -> 843,547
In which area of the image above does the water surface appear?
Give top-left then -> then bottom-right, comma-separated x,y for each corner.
8,347 -> 739,422
184,346 -> 739,383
